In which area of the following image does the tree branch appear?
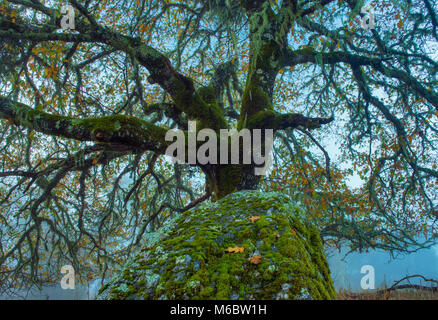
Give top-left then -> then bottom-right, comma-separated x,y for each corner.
0,97 -> 170,154
281,48 -> 438,110
247,110 -> 334,130
280,48 -> 387,69
0,12 -> 227,130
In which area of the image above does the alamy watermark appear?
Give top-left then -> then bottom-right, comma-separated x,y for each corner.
360,5 -> 375,30
165,121 -> 274,176
360,265 -> 375,290
60,264 -> 75,290
60,5 -> 75,30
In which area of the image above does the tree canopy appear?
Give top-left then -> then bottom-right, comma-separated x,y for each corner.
0,0 -> 437,293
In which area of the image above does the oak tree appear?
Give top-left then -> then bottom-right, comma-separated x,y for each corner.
0,0 -> 437,292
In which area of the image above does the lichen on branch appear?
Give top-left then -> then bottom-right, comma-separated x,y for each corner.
0,97 -> 170,154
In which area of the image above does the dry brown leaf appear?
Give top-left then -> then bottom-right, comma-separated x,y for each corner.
248,216 -> 260,223
249,254 -> 262,264
225,246 -> 244,253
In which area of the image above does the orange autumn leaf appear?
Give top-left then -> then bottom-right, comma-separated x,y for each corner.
290,229 -> 297,236
249,254 -> 262,264
92,158 -> 98,165
248,216 -> 260,223
225,246 -> 244,253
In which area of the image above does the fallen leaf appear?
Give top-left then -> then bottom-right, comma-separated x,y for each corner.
249,255 -> 262,264
248,216 -> 260,223
225,246 -> 244,253
274,233 -> 280,239
290,229 -> 297,236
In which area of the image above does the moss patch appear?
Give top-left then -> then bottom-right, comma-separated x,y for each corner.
97,190 -> 337,300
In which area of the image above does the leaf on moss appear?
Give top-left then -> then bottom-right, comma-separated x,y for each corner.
249,254 -> 262,264
248,216 -> 260,223
274,233 -> 280,239
225,246 -> 244,253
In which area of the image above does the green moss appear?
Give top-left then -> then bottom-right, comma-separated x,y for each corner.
172,81 -> 227,131
198,86 -> 217,105
70,115 -> 167,144
247,110 -> 277,129
97,191 -> 337,300
239,85 -> 272,129
238,40 -> 279,131
5,99 -> 169,151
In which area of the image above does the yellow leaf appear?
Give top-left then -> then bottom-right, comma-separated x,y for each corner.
225,246 -> 244,253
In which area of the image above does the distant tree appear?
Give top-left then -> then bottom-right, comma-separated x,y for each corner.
0,0 -> 437,291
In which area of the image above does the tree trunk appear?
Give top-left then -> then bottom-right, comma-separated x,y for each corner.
203,163 -> 261,201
